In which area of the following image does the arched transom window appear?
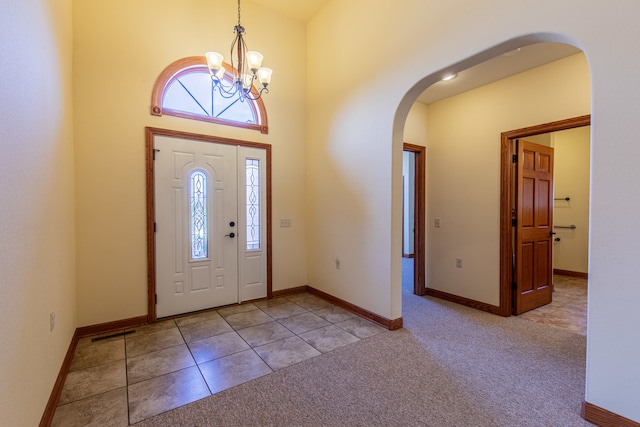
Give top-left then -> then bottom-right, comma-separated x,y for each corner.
151,56 -> 268,134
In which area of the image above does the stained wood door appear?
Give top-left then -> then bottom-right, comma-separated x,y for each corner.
514,140 -> 554,314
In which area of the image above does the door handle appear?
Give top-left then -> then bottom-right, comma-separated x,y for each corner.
225,232 -> 235,238
550,231 -> 557,236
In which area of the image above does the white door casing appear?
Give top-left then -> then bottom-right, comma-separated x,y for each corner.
154,135 -> 267,318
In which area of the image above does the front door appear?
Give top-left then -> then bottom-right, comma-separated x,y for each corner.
514,140 -> 554,314
154,134 -> 267,318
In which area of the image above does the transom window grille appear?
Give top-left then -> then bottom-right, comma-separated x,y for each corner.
151,57 -> 269,134
246,159 -> 261,251
190,170 -> 208,260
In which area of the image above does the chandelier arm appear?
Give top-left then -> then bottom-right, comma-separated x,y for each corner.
206,0 -> 270,102
244,87 -> 268,101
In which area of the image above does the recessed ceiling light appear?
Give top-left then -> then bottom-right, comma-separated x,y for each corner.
442,73 -> 457,81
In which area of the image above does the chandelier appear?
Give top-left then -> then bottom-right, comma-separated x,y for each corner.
205,0 -> 272,101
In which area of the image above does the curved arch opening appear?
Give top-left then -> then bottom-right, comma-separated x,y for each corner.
394,33 -> 591,325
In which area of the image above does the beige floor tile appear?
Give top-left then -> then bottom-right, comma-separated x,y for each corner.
52,387 -> 128,427
258,301 -> 309,320
236,321 -> 295,347
253,335 -> 321,371
299,324 -> 360,353
216,302 -> 259,317
59,360 -> 126,405
313,306 -> 356,323
127,343 -> 195,384
125,327 -> 184,357
178,316 -> 234,343
199,349 -> 272,394
335,316 -> 387,339
278,312 -> 331,334
188,331 -> 251,364
127,366 -> 210,424
70,337 -> 125,372
125,319 -> 177,337
224,309 -> 274,330
174,309 -> 223,327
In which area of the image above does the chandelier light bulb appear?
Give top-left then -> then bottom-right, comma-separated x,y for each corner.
257,67 -> 272,87
205,52 -> 224,74
241,74 -> 254,91
246,51 -> 264,73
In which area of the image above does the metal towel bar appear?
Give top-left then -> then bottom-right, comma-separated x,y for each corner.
554,197 -> 570,201
554,225 -> 576,229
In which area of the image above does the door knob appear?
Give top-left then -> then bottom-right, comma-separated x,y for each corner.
229,221 -> 235,227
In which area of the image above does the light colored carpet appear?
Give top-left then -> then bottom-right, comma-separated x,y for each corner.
134,279 -> 592,426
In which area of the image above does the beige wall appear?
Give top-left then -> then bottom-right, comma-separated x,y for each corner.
307,0 -> 640,421
402,102 -> 429,255
0,0 -> 76,425
72,0 -> 309,326
552,126 -> 590,274
423,54 -> 590,305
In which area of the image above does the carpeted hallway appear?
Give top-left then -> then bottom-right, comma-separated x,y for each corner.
134,260 -> 591,426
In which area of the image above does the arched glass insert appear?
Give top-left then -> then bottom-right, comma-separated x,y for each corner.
246,159 -> 261,250
151,57 -> 269,134
164,70 -> 255,123
190,170 -> 208,260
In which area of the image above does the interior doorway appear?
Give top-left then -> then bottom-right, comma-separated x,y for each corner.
500,115 -> 590,317
402,143 -> 426,296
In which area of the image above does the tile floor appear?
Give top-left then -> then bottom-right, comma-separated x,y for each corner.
517,274 -> 588,335
52,293 -> 386,426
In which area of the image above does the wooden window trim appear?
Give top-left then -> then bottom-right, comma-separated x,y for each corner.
151,56 -> 269,134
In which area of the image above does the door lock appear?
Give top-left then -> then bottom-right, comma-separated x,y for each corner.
229,221 -> 235,227
225,232 -> 236,238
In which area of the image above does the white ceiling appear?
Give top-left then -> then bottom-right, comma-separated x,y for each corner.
251,2 -> 581,105
251,0 -> 330,23
418,43 -> 582,105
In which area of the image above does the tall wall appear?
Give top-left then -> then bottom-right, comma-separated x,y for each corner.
72,0 -> 309,326
424,54 -> 589,305
0,0 -> 76,425
307,0 -> 640,421
552,126 -> 590,274
402,102 -> 429,255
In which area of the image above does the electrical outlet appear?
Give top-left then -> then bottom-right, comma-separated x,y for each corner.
49,311 -> 56,332
280,218 -> 292,227
456,257 -> 463,268
435,218 -> 441,228
335,257 -> 341,269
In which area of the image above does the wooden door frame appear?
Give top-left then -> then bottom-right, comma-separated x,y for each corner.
145,127 -> 272,323
499,115 -> 590,316
403,143 -> 426,296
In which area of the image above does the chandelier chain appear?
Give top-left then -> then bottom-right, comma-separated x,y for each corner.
205,0 -> 271,101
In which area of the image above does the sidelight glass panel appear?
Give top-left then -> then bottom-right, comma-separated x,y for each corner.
190,170 -> 208,259
246,159 -> 260,250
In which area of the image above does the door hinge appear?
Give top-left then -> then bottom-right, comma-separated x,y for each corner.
155,294 -> 157,304
153,148 -> 160,160
512,218 -> 517,226
512,154 -> 518,163
154,222 -> 157,232
512,282 -> 517,290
